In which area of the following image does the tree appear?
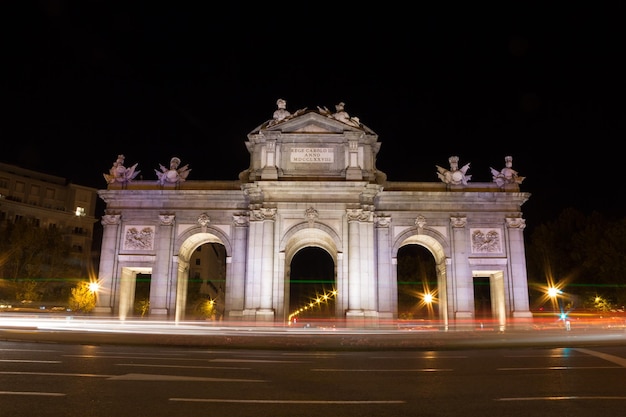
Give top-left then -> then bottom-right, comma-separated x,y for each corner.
68,282 -> 96,313
526,208 -> 626,306
0,220 -> 82,302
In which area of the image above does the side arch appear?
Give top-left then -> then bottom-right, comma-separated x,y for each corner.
392,227 -> 450,328
173,225 -> 232,322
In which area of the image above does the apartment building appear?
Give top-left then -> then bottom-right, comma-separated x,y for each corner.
0,162 -> 99,280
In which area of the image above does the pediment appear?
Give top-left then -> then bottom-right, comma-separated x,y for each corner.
255,110 -> 371,135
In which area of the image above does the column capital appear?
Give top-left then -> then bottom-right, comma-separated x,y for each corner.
506,217 -> 526,229
101,214 -> 121,226
450,216 -> 467,228
159,214 -> 175,226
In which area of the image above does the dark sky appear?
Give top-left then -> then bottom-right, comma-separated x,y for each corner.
2,2 -> 625,233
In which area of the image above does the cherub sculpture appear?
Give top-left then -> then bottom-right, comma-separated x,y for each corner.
155,157 -> 191,185
436,156 -> 471,185
103,154 -> 140,185
490,156 -> 525,188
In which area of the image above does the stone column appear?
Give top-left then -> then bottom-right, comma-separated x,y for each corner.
359,207 -> 376,314
258,207 -> 276,320
346,209 -> 363,316
226,213 -> 249,319
506,217 -> 533,318
244,209 -> 264,317
450,216 -> 473,320
375,214 -> 392,319
94,213 -> 121,314
150,214 -> 175,316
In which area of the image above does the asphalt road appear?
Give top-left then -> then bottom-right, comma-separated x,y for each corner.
2,315 -> 626,351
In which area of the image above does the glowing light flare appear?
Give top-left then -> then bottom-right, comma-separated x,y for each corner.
288,288 -> 338,322
88,281 -> 100,293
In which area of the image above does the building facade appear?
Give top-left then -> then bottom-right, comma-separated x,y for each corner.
96,101 -> 532,328
0,163 -> 99,289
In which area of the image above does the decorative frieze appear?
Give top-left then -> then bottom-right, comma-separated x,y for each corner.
123,225 -> 155,250
470,228 -> 502,253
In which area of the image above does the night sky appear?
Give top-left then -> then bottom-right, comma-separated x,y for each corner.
2,2 -> 624,234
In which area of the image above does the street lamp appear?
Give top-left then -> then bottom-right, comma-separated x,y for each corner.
547,286 -> 570,330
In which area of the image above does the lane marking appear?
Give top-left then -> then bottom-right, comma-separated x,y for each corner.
575,348 -> 626,367
0,359 -> 61,363
170,398 -> 405,404
0,391 -> 65,397
497,396 -> 626,401
312,368 -> 451,372
0,348 -> 59,352
117,363 -> 250,370
0,371 -> 112,378
498,366 -> 621,371
66,355 -> 303,364
209,359 -> 305,363
65,355 -> 212,361
107,373 -> 265,382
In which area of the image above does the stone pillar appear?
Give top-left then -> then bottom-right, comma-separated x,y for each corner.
258,207 -> 276,320
506,217 -> 533,319
226,213 -> 249,319
360,207 -> 377,315
150,214 -> 175,316
346,209 -> 363,316
244,209 -> 264,317
94,213 -> 121,314
375,214 -> 393,319
450,216 -> 473,321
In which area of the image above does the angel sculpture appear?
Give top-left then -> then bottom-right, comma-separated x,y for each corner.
155,157 -> 191,185
103,154 -> 140,185
436,156 -> 471,185
490,156 -> 525,188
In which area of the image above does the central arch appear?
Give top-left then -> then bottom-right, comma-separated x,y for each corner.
281,223 -> 342,322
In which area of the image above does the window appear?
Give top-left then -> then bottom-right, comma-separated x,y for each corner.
75,206 -> 86,217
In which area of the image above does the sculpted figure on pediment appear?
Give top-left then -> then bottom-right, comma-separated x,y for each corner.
156,157 -> 191,185
316,102 -> 361,127
490,156 -> 525,188
436,156 -> 471,185
103,154 -> 140,185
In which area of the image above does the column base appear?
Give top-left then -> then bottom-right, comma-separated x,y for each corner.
93,306 -> 112,315
255,309 -> 275,321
